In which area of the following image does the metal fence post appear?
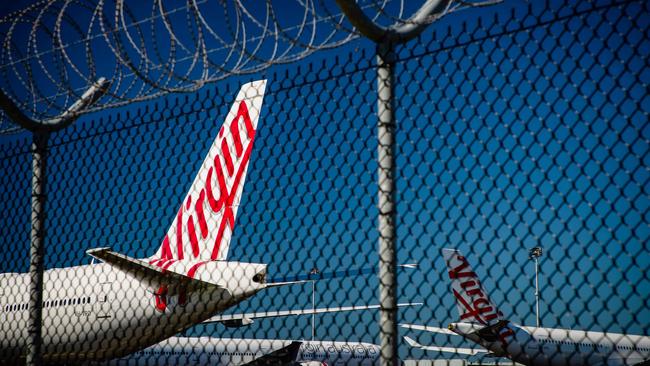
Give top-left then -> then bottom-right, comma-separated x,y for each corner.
26,132 -> 48,365
0,78 -> 109,365
334,2 -> 481,364
377,41 -> 398,366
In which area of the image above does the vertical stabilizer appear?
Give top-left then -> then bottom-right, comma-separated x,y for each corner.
149,80 -> 267,263
443,248 -> 503,325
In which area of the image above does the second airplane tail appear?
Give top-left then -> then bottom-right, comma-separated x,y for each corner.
443,248 -> 504,326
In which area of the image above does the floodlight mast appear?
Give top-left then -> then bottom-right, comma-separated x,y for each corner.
335,1 -> 499,364
529,246 -> 543,327
0,78 -> 110,366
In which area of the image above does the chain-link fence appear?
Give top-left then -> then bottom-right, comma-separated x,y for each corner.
1,0 -> 648,365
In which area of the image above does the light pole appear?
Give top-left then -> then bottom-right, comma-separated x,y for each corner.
309,267 -> 320,341
529,246 -> 543,327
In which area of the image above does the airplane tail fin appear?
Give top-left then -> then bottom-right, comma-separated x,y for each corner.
442,248 -> 503,325
149,80 -> 267,263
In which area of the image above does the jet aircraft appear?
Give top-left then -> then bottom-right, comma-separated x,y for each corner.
102,302 -> 421,365
104,336 -> 379,365
402,249 -> 650,366
0,80 -> 291,363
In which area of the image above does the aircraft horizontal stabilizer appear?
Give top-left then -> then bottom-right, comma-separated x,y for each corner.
403,336 -> 487,355
202,302 -> 423,326
472,320 -> 510,343
265,279 -> 312,287
399,323 -> 457,335
87,247 -> 216,295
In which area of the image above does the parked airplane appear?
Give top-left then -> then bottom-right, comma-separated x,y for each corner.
0,80 -> 287,363
104,336 -> 379,365
103,302 -> 420,365
401,249 -> 650,366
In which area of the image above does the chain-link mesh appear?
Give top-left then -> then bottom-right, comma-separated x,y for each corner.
1,0 -> 648,365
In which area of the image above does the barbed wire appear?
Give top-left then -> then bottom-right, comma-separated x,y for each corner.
0,0 -> 501,134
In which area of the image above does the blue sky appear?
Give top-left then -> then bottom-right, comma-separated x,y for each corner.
0,0 -> 648,361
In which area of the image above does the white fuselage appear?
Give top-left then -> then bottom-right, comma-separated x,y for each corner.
0,260 -> 267,363
103,336 -> 380,365
451,322 -> 650,366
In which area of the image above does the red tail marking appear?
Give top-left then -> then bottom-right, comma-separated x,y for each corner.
160,259 -> 177,271
461,281 -> 485,297
206,163 -> 226,212
159,100 -> 256,261
187,260 -> 210,278
188,216 -> 200,258
453,289 -> 501,325
221,139 -> 234,176
448,256 -> 476,279
195,189 -> 208,239
454,289 -> 486,325
210,131 -> 255,260
230,113 -> 244,156
450,254 -> 501,323
154,285 -> 168,312
238,101 -> 255,138
209,101 -> 255,259
160,235 -> 173,261
210,205 -> 235,260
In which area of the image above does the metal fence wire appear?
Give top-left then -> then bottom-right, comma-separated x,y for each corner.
0,0 -> 648,365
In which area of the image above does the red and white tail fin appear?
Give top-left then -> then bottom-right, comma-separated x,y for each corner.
443,248 -> 503,325
149,80 -> 267,263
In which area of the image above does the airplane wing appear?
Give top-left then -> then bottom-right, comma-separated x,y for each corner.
400,323 -> 457,335
87,247 -> 217,295
203,303 -> 423,327
242,341 -> 302,366
403,336 -> 487,356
